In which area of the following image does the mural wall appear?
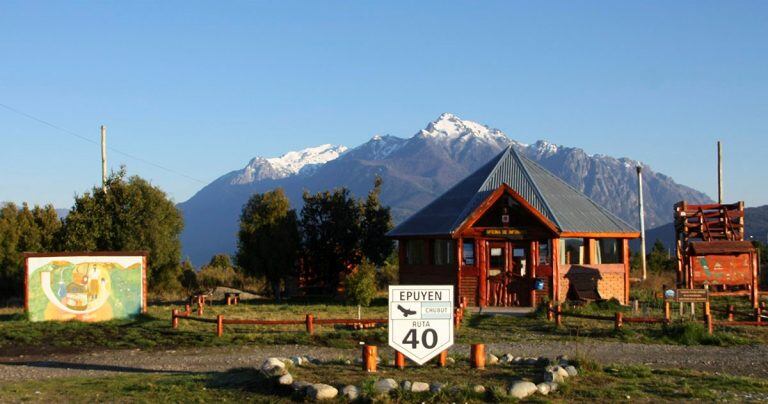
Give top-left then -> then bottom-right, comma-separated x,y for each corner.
25,253 -> 146,322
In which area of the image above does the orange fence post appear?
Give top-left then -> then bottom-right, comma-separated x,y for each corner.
614,312 -> 623,330
727,305 -> 735,322
547,302 -> 554,321
306,314 -> 315,335
555,305 -> 562,327
705,313 -> 713,335
438,350 -> 448,367
664,301 -> 671,324
362,345 -> 377,372
756,307 -> 762,324
216,315 -> 224,337
395,351 -> 405,370
172,309 -> 179,329
470,343 -> 485,369
185,304 -> 191,315
197,302 -> 204,316
704,301 -> 711,317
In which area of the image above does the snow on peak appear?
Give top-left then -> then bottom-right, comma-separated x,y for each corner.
231,144 -> 347,184
418,112 -> 508,143
266,144 -> 348,174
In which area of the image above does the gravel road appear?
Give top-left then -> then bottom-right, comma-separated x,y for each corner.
1,341 -> 767,382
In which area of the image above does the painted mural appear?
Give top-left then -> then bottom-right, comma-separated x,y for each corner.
26,255 -> 145,322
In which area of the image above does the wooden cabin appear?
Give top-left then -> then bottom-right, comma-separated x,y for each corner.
388,146 -> 639,308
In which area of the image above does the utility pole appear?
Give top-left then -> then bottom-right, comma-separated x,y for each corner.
637,165 -> 647,281
717,141 -> 723,204
101,125 -> 107,193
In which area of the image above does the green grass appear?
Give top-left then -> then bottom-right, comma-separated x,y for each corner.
0,294 -> 767,356
2,360 -> 767,403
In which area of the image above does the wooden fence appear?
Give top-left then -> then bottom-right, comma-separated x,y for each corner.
171,299 -> 468,337
546,301 -> 768,335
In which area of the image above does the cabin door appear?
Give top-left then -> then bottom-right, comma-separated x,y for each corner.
485,241 -> 531,307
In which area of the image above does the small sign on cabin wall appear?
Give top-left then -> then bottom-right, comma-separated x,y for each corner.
484,228 -> 526,238
388,285 -> 454,365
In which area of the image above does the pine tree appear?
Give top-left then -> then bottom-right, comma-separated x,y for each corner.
361,176 -> 394,266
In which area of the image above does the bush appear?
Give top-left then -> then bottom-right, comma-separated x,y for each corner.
375,260 -> 398,290
345,260 -> 377,306
197,264 -> 244,290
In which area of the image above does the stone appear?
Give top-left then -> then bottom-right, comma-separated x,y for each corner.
524,357 -> 539,365
473,385 -> 486,394
290,356 -> 303,366
277,373 -> 293,386
341,385 -> 360,400
292,380 -> 312,393
565,365 -> 578,377
554,366 -> 570,378
260,358 -> 287,377
446,357 -> 455,365
508,381 -> 538,399
545,382 -> 559,392
307,383 -> 338,400
411,382 -> 429,393
543,367 -> 568,384
487,354 -> 499,365
536,382 -> 551,395
374,378 -> 398,394
401,381 -> 412,392
500,353 -> 514,363
429,382 -> 444,393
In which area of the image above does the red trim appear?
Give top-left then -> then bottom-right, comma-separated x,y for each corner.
453,184 -> 560,236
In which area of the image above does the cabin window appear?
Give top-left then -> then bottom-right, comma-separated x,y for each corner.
538,240 -> 551,265
462,239 -> 475,265
596,238 -> 622,264
433,240 -> 454,266
405,240 -> 425,265
559,238 -> 585,265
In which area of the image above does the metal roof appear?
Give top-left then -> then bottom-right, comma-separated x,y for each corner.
388,146 -> 637,237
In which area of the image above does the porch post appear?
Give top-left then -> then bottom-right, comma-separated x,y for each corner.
552,238 -> 560,303
456,237 -> 463,308
623,238 -> 630,305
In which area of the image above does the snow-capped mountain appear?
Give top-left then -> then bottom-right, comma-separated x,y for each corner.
179,113 -> 711,265
230,144 -> 347,184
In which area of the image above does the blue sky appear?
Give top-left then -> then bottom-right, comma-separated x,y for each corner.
1,1 -> 766,209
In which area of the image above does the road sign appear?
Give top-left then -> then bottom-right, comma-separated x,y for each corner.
388,285 -> 453,365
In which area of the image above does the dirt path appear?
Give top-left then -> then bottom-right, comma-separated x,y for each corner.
1,341 -> 767,382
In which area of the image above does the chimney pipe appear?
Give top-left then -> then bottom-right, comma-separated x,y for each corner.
637,165 -> 647,281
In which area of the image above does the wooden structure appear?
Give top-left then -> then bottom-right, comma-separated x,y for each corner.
674,201 -> 760,307
388,146 -> 639,308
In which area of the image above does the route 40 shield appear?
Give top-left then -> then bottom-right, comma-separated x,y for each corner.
388,285 -> 454,365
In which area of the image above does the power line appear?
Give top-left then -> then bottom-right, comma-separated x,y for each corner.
0,102 -> 207,184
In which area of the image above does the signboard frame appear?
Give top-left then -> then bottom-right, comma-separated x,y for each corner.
388,285 -> 454,365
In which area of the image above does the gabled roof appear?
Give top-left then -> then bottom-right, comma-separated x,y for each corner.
388,146 -> 638,237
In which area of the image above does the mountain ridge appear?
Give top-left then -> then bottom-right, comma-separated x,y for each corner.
178,113 -> 712,265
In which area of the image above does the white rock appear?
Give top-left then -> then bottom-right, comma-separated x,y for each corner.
260,358 -> 287,377
487,354 -> 499,365
473,385 -> 486,393
565,365 -> 578,377
546,382 -> 559,392
446,357 -> 456,365
374,378 -> 398,394
500,353 -> 514,363
341,385 -> 360,400
277,373 -> 293,386
554,366 -> 570,378
307,384 -> 338,400
411,382 -> 429,393
509,381 -> 538,399
536,382 -> 551,395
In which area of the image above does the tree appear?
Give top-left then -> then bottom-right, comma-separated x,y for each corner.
59,168 -> 184,292
301,187 -> 363,294
344,259 -> 377,306
646,239 -> 676,273
236,188 -> 299,300
0,203 -> 61,298
208,253 -> 233,270
361,176 -> 394,266
179,259 -> 198,294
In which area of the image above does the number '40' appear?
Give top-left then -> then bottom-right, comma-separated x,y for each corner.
402,328 -> 438,349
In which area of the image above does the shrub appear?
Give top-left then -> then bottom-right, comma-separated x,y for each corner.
345,260 -> 377,306
197,264 -> 244,290
375,261 -> 399,290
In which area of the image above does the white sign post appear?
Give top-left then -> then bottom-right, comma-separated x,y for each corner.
388,285 -> 454,365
